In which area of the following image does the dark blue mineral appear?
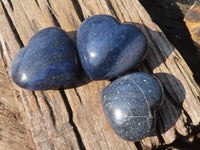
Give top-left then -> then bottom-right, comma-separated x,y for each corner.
101,72 -> 164,141
77,15 -> 147,80
11,27 -> 79,90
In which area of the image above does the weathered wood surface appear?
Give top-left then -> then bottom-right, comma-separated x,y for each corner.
0,0 -> 200,149
184,1 -> 200,53
0,52 -> 34,150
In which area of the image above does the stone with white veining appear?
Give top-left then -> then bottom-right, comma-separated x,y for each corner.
101,72 -> 164,141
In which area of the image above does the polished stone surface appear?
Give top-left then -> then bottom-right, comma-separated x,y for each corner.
77,15 -> 147,80
101,72 -> 164,141
11,27 -> 79,90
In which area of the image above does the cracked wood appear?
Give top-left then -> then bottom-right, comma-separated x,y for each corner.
0,0 -> 200,150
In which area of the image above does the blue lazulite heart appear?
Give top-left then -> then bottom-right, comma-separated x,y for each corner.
101,72 -> 164,141
77,15 -> 147,80
11,27 -> 79,90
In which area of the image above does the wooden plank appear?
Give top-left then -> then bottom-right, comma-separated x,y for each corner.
0,0 -> 81,149
184,1 -> 200,53
67,0 -> 200,149
0,0 -> 200,149
108,0 -> 200,144
0,49 -> 34,149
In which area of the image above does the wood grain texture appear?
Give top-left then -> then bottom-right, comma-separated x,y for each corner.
0,0 -> 80,149
184,1 -> 200,54
0,0 -> 199,149
0,47 -> 34,150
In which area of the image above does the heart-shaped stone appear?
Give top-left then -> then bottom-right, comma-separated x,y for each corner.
77,15 -> 147,80
101,72 -> 164,141
11,27 -> 79,90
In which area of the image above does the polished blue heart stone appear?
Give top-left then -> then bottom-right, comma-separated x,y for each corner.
101,72 -> 164,141
11,27 -> 79,90
77,15 -> 147,80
